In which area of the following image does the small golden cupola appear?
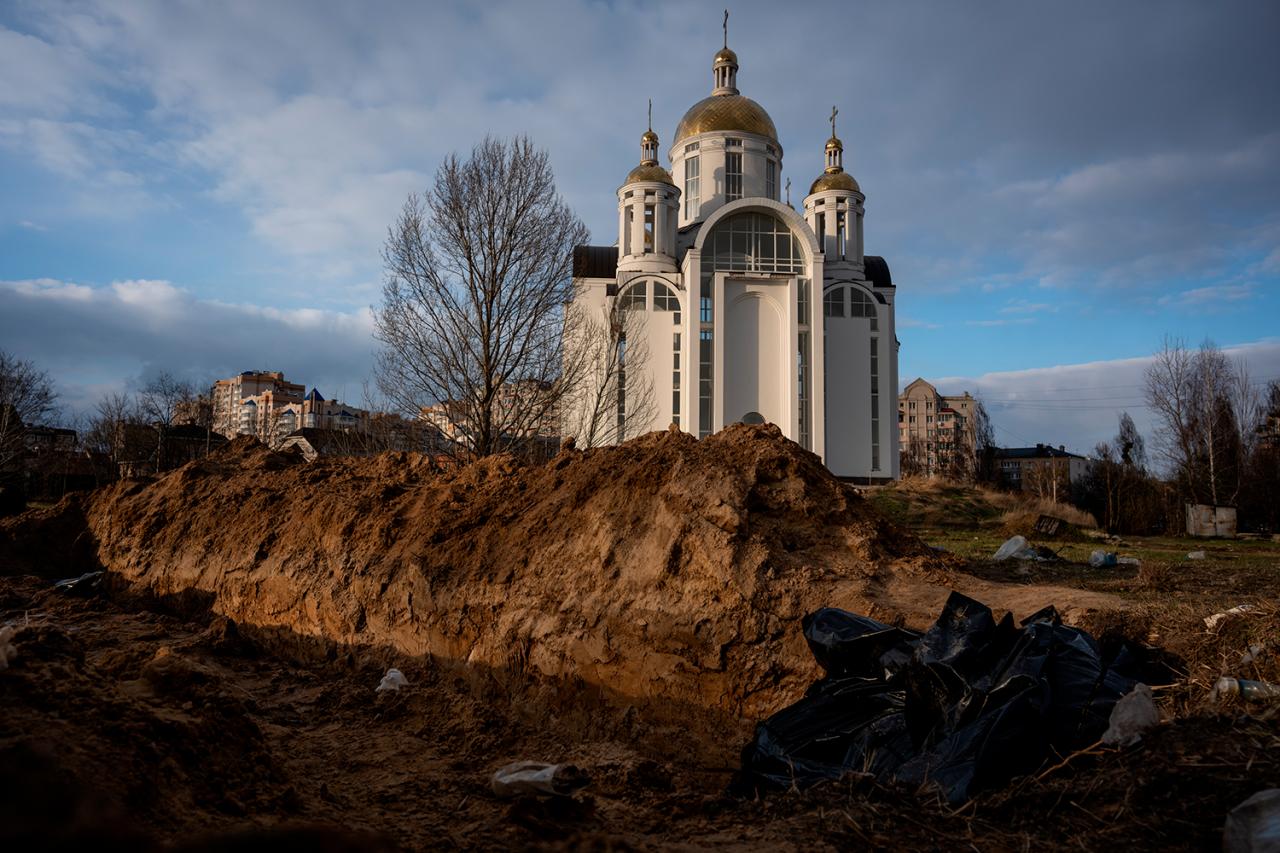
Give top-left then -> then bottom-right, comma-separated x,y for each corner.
809,105 -> 861,195
626,100 -> 675,185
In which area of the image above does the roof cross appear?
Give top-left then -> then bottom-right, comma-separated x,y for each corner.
648,98 -> 652,132
830,105 -> 838,138
723,9 -> 729,48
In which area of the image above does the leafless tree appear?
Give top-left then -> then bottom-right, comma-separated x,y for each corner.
1145,337 -> 1259,507
562,296 -> 657,448
375,135 -> 590,459
139,371 -> 193,428
86,391 -> 137,459
970,399 -> 998,484
0,350 -> 58,471
0,351 -> 58,512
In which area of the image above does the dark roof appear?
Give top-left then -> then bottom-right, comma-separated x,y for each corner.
864,255 -> 893,288
996,444 -> 1086,460
24,426 -> 77,438
573,245 -> 618,279
306,388 -> 325,402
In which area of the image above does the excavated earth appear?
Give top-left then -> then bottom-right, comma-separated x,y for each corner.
3,424 -> 1273,850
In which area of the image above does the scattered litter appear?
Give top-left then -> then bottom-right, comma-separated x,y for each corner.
1117,556 -> 1141,566
993,536 -> 1053,562
1187,550 -> 1207,560
1213,678 -> 1280,703
0,625 -> 16,670
1224,789 -> 1280,853
491,761 -> 591,799
1205,604 -> 1259,631
1243,644 -> 1269,665
1102,684 -> 1160,747
375,668 -> 408,693
53,571 -> 105,596
994,535 -> 1031,561
1033,515 -> 1065,536
1089,550 -> 1118,568
735,591 -> 1145,804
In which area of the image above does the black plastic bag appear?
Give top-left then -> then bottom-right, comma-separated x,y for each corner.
736,591 -> 1143,803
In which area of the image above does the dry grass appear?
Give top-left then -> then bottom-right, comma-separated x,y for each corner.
989,492 -> 1098,530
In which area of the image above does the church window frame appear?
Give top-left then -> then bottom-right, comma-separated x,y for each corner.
707,211 -> 804,274
653,282 -> 681,324
619,282 -> 646,310
643,204 -> 655,252
725,151 -> 743,201
685,156 -> 701,219
766,159 -> 777,200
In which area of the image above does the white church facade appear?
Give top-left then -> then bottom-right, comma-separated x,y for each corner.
565,35 -> 900,482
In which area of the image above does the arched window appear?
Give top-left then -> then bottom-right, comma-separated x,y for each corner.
823,284 -> 877,318
707,212 -> 804,274
849,286 -> 876,318
652,282 -> 678,311
652,282 -> 681,323
619,282 -> 646,310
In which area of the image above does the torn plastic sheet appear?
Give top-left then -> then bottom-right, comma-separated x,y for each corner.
736,591 -> 1144,804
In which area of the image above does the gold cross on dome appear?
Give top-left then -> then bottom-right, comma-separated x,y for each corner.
723,9 -> 729,48
830,105 -> 838,138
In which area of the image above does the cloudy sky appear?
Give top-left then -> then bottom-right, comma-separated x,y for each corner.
1,0 -> 1277,452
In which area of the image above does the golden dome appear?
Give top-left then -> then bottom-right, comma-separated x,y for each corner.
809,171 -> 861,194
641,129 -> 659,144
713,46 -> 738,66
825,136 -> 843,151
674,94 -> 778,144
625,163 -> 675,185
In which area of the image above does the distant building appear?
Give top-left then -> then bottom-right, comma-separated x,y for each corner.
897,378 -> 976,476
995,444 -> 1088,500
211,371 -> 304,437
420,378 -> 560,457
255,388 -> 370,445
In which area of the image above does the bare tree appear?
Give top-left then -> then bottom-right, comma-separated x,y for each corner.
139,372 -> 193,428
1145,337 -> 1259,507
0,350 -> 58,472
970,399 -> 998,484
139,371 -> 196,471
375,136 -> 590,459
562,296 -> 657,448
0,351 -> 58,513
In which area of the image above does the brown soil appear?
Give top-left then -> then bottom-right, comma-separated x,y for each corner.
0,425 -> 1120,721
2,425 -> 1273,850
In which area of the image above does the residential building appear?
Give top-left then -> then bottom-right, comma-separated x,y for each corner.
563,34 -> 899,483
242,388 -> 371,446
211,371 -> 304,437
897,378 -> 976,476
995,444 -> 1088,500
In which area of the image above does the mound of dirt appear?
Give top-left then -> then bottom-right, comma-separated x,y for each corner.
0,425 -> 1120,720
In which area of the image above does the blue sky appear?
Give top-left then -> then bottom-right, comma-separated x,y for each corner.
1,0 -> 1277,453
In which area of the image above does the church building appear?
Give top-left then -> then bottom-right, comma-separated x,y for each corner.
565,30 -> 900,482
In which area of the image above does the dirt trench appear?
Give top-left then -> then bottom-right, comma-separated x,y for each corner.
0,424 -> 1121,721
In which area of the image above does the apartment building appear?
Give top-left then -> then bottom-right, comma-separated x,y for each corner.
211,371 -> 304,437
995,444 -> 1088,501
897,377 -> 976,476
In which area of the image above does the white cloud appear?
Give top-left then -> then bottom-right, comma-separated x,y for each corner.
1157,282 -> 1257,309
0,278 -> 377,415
929,339 -> 1280,456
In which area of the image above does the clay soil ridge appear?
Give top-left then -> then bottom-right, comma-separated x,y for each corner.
0,424 -> 1117,719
